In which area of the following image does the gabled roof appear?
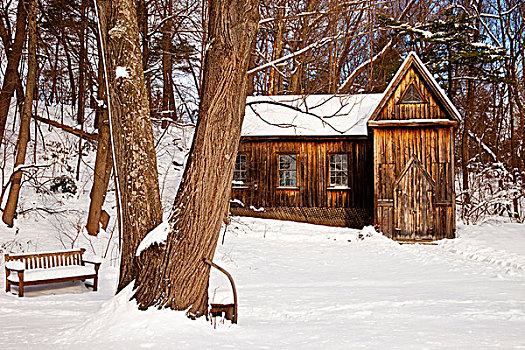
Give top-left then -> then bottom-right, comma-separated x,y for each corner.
242,94 -> 383,137
241,52 -> 460,138
368,52 -> 462,122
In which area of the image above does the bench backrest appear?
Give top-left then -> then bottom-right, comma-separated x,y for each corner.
4,249 -> 85,270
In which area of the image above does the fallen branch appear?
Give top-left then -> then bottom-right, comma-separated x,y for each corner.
33,114 -> 98,141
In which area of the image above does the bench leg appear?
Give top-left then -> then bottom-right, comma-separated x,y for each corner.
5,268 -> 10,293
18,271 -> 24,297
93,275 -> 98,292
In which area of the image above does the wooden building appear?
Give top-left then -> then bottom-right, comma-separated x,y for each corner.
231,52 -> 461,241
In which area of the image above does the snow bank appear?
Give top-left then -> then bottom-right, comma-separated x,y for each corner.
439,223 -> 525,273
55,283 -> 215,347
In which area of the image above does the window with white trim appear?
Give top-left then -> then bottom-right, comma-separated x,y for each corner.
279,154 -> 297,187
233,154 -> 247,186
329,154 -> 348,187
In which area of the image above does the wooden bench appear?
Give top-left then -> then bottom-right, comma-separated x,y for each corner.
4,248 -> 101,297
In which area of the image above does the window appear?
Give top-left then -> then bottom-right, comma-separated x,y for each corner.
329,154 -> 348,187
400,83 -> 425,104
233,154 -> 247,185
279,154 -> 297,187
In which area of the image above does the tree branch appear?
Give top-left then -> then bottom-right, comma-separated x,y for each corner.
33,114 -> 98,141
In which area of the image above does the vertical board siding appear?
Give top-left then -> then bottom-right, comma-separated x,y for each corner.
373,127 -> 455,240
231,138 -> 373,228
371,65 -> 456,240
377,67 -> 447,121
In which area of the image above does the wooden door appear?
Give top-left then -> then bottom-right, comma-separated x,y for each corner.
393,158 -> 436,240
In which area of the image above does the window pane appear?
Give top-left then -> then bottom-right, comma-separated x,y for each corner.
329,154 -> 349,186
279,155 -> 297,187
233,154 -> 247,183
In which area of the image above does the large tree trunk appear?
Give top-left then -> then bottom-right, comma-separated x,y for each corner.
97,0 -> 163,292
132,0 -> 260,318
0,0 -> 28,143
2,0 -> 37,227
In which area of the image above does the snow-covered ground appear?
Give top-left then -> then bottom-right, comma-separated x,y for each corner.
1,217 -> 524,349
0,107 -> 524,348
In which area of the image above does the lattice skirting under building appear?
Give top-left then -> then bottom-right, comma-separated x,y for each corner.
230,206 -> 372,228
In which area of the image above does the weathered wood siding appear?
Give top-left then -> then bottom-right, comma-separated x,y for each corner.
373,127 -> 455,240
377,66 -> 448,121
231,138 -> 373,227
371,60 -> 457,241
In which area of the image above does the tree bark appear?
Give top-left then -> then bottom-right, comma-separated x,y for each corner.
86,59 -> 113,236
132,0 -> 260,318
461,78 -> 474,221
161,0 -> 176,121
76,0 -> 88,181
2,0 -> 37,227
0,0 -> 28,143
137,0 -> 151,107
268,0 -> 285,95
289,0 -> 314,94
97,0 -> 163,292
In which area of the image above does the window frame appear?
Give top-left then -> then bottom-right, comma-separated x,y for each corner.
328,153 -> 350,189
398,82 -> 427,104
232,153 -> 249,189
277,153 -> 299,189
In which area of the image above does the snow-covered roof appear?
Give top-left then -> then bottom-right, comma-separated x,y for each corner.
242,94 -> 384,137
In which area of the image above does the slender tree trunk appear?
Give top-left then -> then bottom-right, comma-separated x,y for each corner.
461,78 -> 474,221
289,0 -> 314,94
77,0 -> 87,125
161,0 -> 175,121
50,41 -> 60,103
86,59 -> 113,236
268,0 -> 285,95
97,0 -> 163,292
137,0 -> 151,108
2,0 -> 37,227
0,0 -> 28,143
75,0 -> 88,180
61,35 -> 76,106
132,0 -> 260,318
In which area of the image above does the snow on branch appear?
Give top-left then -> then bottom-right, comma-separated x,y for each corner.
247,36 -> 339,75
337,0 -> 416,92
259,0 -> 377,25
338,41 -> 391,92
468,131 -> 512,178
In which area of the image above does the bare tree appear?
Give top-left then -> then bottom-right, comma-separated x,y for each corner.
96,0 -> 163,292
0,0 -> 27,143
132,0 -> 260,318
2,0 -> 37,226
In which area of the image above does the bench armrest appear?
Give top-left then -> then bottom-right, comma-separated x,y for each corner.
83,254 -> 102,266
5,260 -> 25,272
